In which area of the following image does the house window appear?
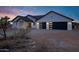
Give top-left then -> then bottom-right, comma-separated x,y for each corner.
39,22 -> 42,29
49,22 -> 53,30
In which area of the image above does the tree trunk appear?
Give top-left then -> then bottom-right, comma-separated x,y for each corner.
3,28 -> 6,40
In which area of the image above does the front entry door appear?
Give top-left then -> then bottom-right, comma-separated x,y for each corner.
28,22 -> 32,28
42,22 -> 46,29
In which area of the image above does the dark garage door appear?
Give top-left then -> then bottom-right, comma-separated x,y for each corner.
53,22 -> 67,30
39,22 -> 46,29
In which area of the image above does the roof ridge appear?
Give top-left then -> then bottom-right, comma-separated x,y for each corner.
39,11 -> 73,21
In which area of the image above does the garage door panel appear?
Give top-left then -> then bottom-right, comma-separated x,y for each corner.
53,22 -> 67,30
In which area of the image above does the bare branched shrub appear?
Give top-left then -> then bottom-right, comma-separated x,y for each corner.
0,27 -> 38,52
12,28 -> 30,39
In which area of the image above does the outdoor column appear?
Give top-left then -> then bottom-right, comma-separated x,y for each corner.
36,22 -> 39,29
46,22 -> 49,30
67,22 -> 72,30
31,23 -> 33,28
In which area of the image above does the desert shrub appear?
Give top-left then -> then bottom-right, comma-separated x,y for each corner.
12,28 -> 30,39
0,28 -> 37,52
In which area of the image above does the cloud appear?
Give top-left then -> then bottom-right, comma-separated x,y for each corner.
0,6 -> 23,20
0,6 -> 36,20
0,7 -> 19,14
0,6 -> 44,20
0,13 -> 16,20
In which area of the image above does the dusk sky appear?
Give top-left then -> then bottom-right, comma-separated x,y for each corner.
0,6 -> 79,21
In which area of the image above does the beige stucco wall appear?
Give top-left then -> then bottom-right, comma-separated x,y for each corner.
12,21 -> 33,29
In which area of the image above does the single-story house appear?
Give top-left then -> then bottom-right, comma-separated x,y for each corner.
11,11 -> 74,30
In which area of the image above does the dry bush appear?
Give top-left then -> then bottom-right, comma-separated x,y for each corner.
0,28 -> 37,52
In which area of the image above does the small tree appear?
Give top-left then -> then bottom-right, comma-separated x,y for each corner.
0,16 -> 10,40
